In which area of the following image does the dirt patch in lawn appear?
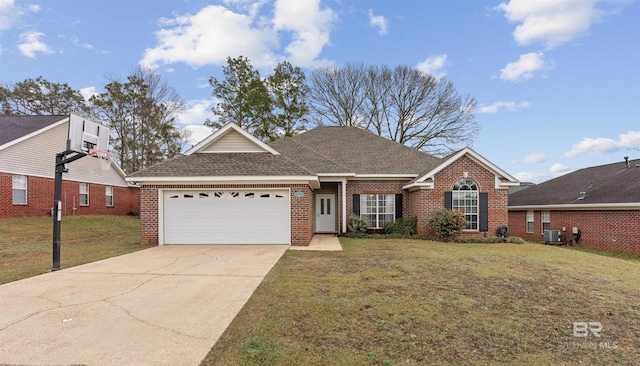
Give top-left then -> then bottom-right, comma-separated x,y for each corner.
201,239 -> 640,366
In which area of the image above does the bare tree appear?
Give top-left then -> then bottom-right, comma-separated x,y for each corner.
308,63 -> 369,128
310,63 -> 479,155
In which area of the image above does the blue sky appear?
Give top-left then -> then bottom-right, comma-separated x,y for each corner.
0,0 -> 638,183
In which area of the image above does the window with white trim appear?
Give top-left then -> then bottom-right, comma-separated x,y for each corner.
541,210 -> 551,233
12,174 -> 27,204
360,194 -> 395,229
453,178 -> 478,230
80,182 -> 89,206
106,186 -> 114,207
526,210 -> 534,234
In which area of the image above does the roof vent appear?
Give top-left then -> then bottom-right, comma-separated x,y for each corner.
624,156 -> 630,168
578,191 -> 587,200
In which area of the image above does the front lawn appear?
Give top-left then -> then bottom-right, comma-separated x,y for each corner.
0,216 -> 144,284
202,238 -> 640,366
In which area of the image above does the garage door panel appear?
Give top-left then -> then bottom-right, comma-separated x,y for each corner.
162,190 -> 290,245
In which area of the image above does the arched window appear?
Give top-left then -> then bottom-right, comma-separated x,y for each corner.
452,178 -> 478,230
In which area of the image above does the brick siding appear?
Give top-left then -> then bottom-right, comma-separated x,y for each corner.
408,155 -> 509,238
0,172 -> 139,218
139,184 -> 313,246
509,210 -> 640,254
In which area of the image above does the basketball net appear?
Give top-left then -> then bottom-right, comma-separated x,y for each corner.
88,148 -> 113,171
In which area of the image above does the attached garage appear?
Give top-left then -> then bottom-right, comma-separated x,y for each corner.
161,189 -> 290,245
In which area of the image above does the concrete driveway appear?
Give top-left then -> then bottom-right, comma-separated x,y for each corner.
0,245 -> 288,366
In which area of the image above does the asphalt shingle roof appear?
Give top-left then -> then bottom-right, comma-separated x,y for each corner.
0,115 -> 67,146
130,125 -> 445,178
509,159 -> 640,206
271,126 -> 442,175
127,152 -> 315,178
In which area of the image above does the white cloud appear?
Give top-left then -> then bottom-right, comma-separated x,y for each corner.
17,31 -> 54,58
478,100 -> 529,113
500,52 -> 548,82
140,0 -> 337,70
416,54 -> 447,78
515,163 -> 571,183
272,0 -> 337,67
550,162 -> 569,173
368,9 -> 388,35
28,4 -> 40,13
177,98 -> 218,145
564,131 -> 640,158
497,0 -> 622,49
80,86 -> 99,101
0,0 -> 22,31
512,152 -> 547,164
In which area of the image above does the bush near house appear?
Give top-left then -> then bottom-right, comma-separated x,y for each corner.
428,209 -> 466,241
347,215 -> 369,236
384,216 -> 417,235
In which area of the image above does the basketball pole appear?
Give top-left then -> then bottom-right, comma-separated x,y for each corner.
52,149 -> 86,271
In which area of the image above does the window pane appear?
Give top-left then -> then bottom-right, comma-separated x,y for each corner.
327,198 -> 330,215
320,199 -> 324,214
13,189 -> 26,204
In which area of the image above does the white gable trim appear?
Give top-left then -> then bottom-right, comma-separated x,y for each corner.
403,147 -> 519,190
185,123 -> 280,155
0,116 -> 69,151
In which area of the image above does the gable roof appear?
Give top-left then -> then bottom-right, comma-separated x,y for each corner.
270,126 -> 442,175
0,115 -> 67,147
403,147 -> 519,190
509,158 -> 640,209
185,123 -> 279,155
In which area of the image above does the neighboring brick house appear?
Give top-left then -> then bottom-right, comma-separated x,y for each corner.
0,115 -> 139,218
127,123 -> 518,246
508,158 -> 640,254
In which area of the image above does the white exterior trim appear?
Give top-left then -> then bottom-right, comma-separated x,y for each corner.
341,178 -> 347,234
403,147 -> 519,190
185,123 -> 280,155
126,175 -> 320,188
509,203 -> 640,211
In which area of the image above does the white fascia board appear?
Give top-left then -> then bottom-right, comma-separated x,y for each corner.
185,123 -> 280,155
352,174 -> 418,180
0,117 -> 69,151
125,175 -> 320,188
413,147 -> 519,186
402,182 -> 434,190
509,203 -> 640,211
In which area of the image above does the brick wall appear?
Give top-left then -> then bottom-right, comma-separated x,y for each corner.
139,184 -> 313,246
509,209 -> 640,254
0,172 -> 139,218
409,155 -> 509,238
346,180 -> 410,222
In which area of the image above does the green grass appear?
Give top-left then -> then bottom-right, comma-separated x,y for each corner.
0,215 -> 144,284
201,238 -> 640,366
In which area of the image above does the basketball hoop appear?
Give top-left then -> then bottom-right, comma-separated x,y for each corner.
88,148 -> 113,171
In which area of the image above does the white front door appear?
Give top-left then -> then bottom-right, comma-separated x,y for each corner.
315,194 -> 336,232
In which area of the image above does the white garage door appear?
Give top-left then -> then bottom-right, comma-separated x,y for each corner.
162,190 -> 290,244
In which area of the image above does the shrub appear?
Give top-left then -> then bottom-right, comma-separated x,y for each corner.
348,215 -> 370,236
384,216 -> 417,235
428,209 -> 466,241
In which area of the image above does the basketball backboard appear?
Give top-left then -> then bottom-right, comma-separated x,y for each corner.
67,114 -> 110,153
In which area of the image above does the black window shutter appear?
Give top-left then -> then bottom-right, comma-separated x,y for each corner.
353,194 -> 360,215
479,192 -> 488,232
444,192 -> 452,209
395,194 -> 403,219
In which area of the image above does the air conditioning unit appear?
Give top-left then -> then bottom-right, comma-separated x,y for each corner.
544,230 -> 561,245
